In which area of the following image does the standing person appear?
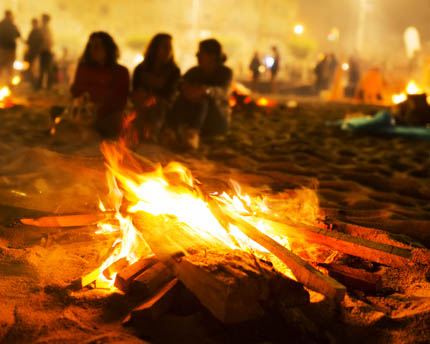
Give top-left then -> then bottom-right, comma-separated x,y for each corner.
71,31 -> 129,139
24,18 -> 43,86
314,54 -> 328,94
165,38 -> 232,150
346,56 -> 360,97
249,52 -> 261,90
0,10 -> 20,84
132,33 -> 180,142
37,14 -> 54,90
270,46 -> 280,93
327,53 -> 338,88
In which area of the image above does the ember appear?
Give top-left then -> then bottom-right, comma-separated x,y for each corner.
0,86 -> 13,108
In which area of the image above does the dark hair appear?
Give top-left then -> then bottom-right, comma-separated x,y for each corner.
199,38 -> 227,63
81,31 -> 119,67
142,33 -> 175,69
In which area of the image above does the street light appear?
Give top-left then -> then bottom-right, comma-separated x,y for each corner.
294,24 -> 304,35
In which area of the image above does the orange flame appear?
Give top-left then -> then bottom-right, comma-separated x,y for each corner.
0,86 -> 12,109
119,111 -> 138,148
92,143 -> 322,288
392,80 -> 426,104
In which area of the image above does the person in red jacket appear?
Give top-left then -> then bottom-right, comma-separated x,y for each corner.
71,31 -> 129,139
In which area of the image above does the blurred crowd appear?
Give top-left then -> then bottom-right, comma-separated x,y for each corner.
0,10 -> 233,151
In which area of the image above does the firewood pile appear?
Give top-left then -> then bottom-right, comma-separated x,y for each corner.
21,207 -> 430,342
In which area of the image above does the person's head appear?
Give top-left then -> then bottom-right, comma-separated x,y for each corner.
81,32 -> 119,67
31,18 -> 38,28
4,10 -> 13,21
42,14 -> 50,25
144,33 -> 174,67
197,38 -> 226,73
272,46 -> 278,53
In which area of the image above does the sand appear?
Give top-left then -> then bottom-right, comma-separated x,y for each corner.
0,92 -> 429,343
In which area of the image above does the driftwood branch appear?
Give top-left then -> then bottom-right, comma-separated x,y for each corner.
262,218 -> 412,267
210,203 -> 346,302
20,212 -> 115,227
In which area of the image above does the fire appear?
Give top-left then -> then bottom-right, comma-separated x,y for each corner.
0,86 -> 10,100
392,80 -> 425,104
0,86 -> 12,108
392,93 -> 407,104
92,142 -> 321,289
256,97 -> 270,107
229,96 -> 237,108
406,80 -> 421,95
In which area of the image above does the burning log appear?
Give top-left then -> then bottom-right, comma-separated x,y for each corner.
129,261 -> 175,299
319,264 -> 382,294
263,218 -> 412,267
214,206 -> 346,302
80,267 -> 101,288
114,255 -> 158,292
20,212 -> 114,228
125,278 -> 179,323
174,250 -> 309,324
103,257 -> 129,280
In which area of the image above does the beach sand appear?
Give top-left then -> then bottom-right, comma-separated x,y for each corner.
0,95 -> 429,343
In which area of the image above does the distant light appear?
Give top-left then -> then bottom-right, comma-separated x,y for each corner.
406,80 -> 421,95
256,97 -> 269,107
264,56 -> 275,69
13,60 -> 29,71
392,93 -> 406,104
199,30 -> 211,39
0,86 -> 11,100
327,27 -> 340,42
294,24 -> 304,35
427,95 -> 430,106
258,65 -> 266,73
11,75 -> 21,85
342,63 -> 350,71
286,100 -> 298,108
133,54 -> 144,65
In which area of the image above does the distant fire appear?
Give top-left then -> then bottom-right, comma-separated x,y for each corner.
13,60 -> 29,71
392,80 -> 429,105
0,86 -> 12,108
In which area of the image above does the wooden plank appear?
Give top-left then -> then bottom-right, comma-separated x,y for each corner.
80,267 -> 100,288
124,278 -> 179,324
213,205 -> 346,302
20,212 -> 114,227
129,262 -> 175,298
114,255 -> 158,292
174,250 -> 309,324
262,218 -> 412,267
102,257 -> 129,280
319,264 -> 382,294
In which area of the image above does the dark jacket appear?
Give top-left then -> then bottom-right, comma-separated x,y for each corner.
0,19 -> 20,50
182,64 -> 233,111
132,62 -> 180,101
26,28 -> 43,61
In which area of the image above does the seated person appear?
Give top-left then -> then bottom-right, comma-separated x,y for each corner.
132,33 -> 180,141
165,38 -> 233,149
71,31 -> 129,139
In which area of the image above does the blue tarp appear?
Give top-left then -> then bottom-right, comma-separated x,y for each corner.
330,110 -> 430,140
